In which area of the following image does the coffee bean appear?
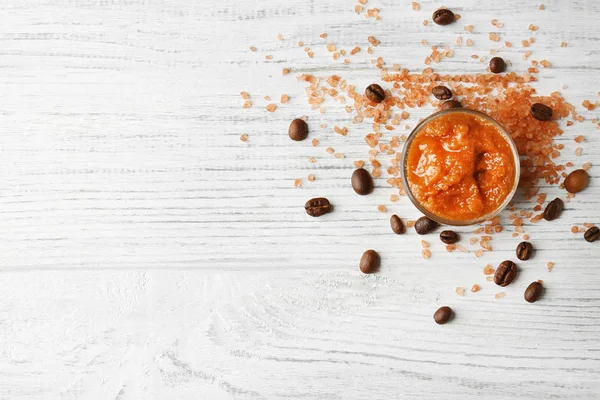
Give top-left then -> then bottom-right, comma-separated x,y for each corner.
584,226 -> 600,242
415,216 -> 438,235
439,230 -> 459,244
365,83 -> 385,103
516,241 -> 534,261
489,57 -> 506,74
441,99 -> 462,110
524,281 -> 544,303
288,119 -> 308,141
360,249 -> 380,274
433,306 -> 453,325
305,197 -> 332,217
564,169 -> 589,194
543,198 -> 564,221
494,260 -> 518,287
432,9 -> 455,26
432,85 -> 452,100
390,214 -> 406,234
531,103 -> 553,121
351,168 -> 374,195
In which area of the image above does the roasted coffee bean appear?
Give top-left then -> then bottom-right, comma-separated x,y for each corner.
432,8 -> 455,26
432,85 -> 452,100
441,99 -> 462,110
564,169 -> 589,194
390,214 -> 406,235
288,119 -> 308,141
531,103 -> 553,121
439,230 -> 459,244
494,260 -> 518,287
489,57 -> 506,74
360,249 -> 380,274
543,198 -> 564,221
351,168 -> 374,195
415,216 -> 438,235
524,281 -> 544,303
433,306 -> 453,325
365,83 -> 385,103
516,241 -> 534,261
305,197 -> 331,217
584,226 -> 600,242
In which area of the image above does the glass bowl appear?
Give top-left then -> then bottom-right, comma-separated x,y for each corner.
401,108 -> 520,226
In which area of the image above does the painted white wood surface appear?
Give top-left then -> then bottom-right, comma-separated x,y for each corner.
1,0 -> 599,398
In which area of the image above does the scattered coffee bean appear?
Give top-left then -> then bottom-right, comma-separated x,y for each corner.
415,216 -> 438,235
432,85 -> 452,100
390,214 -> 406,234
441,99 -> 462,110
531,103 -> 553,121
543,198 -> 564,221
516,241 -> 534,261
288,119 -> 308,141
489,57 -> 506,74
524,281 -> 544,303
365,83 -> 385,103
432,8 -> 455,26
439,230 -> 459,244
304,197 -> 332,217
564,169 -> 589,194
584,226 -> 600,242
360,249 -> 380,274
494,260 -> 518,287
351,168 -> 374,195
433,306 -> 453,325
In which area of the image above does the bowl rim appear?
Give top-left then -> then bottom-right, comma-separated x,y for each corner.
401,108 -> 521,226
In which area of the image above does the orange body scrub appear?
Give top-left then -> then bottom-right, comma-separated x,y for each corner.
405,110 -> 517,222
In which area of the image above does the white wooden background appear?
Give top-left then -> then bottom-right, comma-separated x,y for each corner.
1,0 -> 599,399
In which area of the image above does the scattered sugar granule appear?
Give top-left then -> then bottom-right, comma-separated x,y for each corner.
456,287 -> 465,296
294,179 -> 302,187
539,4 -> 545,10
464,25 -> 473,32
466,39 -> 473,46
576,148 -> 583,157
422,249 -> 431,259
574,135 -> 585,143
243,100 -> 252,108
249,46 -> 257,52
334,152 -> 344,159
281,94 -> 289,104
266,104 -> 277,112
354,160 -> 365,168
489,33 -> 500,42
240,91 -> 250,99
561,41 -> 567,47
529,24 -> 539,31
582,162 -> 591,171
276,33 -> 283,41
471,284 -> 481,293
378,205 -> 387,213
571,226 -> 579,234
320,33 -> 327,38
495,292 -> 505,299
265,55 -> 273,60
368,36 -> 380,46
282,68 -> 290,75
308,174 -> 315,182
312,138 -> 319,147
326,147 -> 335,154
547,262 -> 555,272
483,264 -> 495,275
308,157 -> 316,164
412,2 -> 420,11
240,134 -> 248,142
327,43 -> 336,52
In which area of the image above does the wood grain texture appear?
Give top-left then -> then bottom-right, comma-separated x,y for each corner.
0,0 -> 599,398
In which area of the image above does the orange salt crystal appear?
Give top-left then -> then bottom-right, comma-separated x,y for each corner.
412,2 -> 420,11
243,100 -> 252,108
378,205 -> 387,212
505,41 -> 512,47
333,153 -> 344,159
446,244 -> 456,252
540,60 -> 551,68
571,226 -> 579,234
240,134 -> 248,142
422,249 -> 432,259
471,284 -> 481,293
574,135 -> 584,143
561,41 -> 567,47
523,234 -> 530,240
547,262 -> 555,272
464,25 -> 473,32
266,104 -> 277,112
368,36 -> 380,46
495,292 -> 505,299
539,4 -> 545,10
281,94 -> 289,104
390,194 -> 399,202
456,287 -> 465,296
294,179 -> 302,187
495,226 -> 503,233
354,5 -> 363,13
489,33 -> 500,42
282,68 -> 290,75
